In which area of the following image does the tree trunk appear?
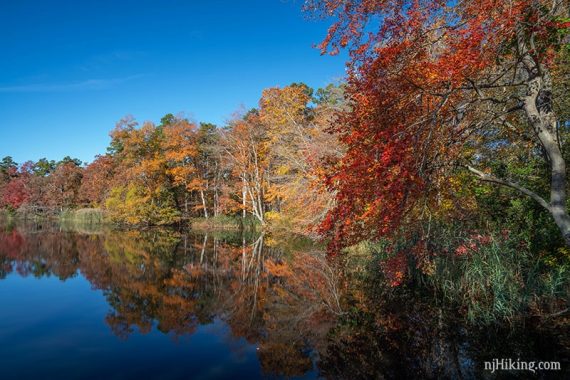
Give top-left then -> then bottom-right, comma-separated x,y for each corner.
184,191 -> 188,215
200,189 -> 209,219
214,187 -> 219,217
242,176 -> 247,219
523,75 -> 570,245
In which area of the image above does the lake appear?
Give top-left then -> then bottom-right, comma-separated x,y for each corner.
0,221 -> 568,379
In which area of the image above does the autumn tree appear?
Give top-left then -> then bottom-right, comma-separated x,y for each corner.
161,117 -> 199,215
216,83 -> 345,230
307,0 -> 570,249
44,160 -> 83,211
259,83 -> 344,232
1,177 -> 29,210
105,116 -> 180,225
195,123 -> 224,218
222,113 -> 270,224
79,155 -> 115,206
260,84 -> 314,216
0,160 -> 35,211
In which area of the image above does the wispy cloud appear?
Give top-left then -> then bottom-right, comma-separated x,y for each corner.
80,51 -> 148,72
0,75 -> 144,93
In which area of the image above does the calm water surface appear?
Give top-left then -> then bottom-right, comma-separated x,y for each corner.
0,222 -> 568,379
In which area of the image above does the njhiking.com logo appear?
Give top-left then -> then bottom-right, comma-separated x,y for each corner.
484,358 -> 561,374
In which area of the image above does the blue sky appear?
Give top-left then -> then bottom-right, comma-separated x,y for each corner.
0,0 -> 346,164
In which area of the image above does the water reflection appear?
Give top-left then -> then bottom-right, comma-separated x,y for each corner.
0,222 -> 568,379
0,223 -> 341,378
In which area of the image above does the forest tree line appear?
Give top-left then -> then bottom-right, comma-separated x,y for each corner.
0,83 -> 345,234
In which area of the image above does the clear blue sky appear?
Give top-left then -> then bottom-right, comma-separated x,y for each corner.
0,0 -> 346,165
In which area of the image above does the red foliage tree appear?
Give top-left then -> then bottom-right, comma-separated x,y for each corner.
308,0 -> 570,250
45,161 -> 83,210
79,155 -> 115,206
1,177 -> 29,210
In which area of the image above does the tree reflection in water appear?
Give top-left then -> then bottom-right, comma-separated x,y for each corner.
0,223 -> 342,377
0,222 -> 567,379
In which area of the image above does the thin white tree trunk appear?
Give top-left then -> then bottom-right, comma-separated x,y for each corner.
200,189 -> 208,219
